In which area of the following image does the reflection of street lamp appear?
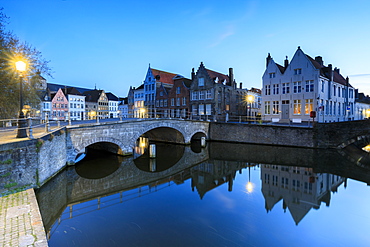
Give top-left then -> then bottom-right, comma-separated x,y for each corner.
15,61 -> 28,138
140,108 -> 146,118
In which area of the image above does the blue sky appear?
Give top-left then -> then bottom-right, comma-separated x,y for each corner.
3,0 -> 370,97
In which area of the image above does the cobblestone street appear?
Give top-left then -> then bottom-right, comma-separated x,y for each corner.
0,189 -> 47,247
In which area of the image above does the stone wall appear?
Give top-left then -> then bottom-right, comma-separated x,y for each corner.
0,129 -> 67,194
209,122 -> 316,148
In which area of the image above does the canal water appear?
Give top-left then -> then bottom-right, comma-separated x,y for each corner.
36,142 -> 370,247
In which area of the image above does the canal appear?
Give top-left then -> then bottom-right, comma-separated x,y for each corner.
36,142 -> 370,247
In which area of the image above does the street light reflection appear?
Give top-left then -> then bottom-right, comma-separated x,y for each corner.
245,181 -> 254,193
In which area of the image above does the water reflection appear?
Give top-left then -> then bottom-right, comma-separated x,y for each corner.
36,142 -> 370,246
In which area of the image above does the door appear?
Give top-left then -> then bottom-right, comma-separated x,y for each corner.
281,101 -> 289,119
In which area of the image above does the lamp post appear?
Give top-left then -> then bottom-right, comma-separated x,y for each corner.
246,94 -> 255,122
15,61 -> 28,138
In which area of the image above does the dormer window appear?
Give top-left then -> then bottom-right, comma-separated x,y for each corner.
269,73 -> 276,78
198,77 -> 204,87
294,69 -> 302,75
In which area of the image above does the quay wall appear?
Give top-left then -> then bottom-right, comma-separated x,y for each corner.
0,129 -> 67,194
209,122 -> 316,148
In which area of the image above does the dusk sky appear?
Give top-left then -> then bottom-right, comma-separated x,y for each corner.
3,0 -> 370,97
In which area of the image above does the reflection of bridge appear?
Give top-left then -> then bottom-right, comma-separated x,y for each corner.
36,145 -> 209,232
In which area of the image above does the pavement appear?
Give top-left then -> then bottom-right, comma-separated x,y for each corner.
0,189 -> 48,246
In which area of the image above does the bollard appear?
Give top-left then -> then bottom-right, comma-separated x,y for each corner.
149,144 -> 156,158
57,120 -> 60,128
46,118 -> 50,132
68,112 -> 71,126
201,137 -> 206,147
96,116 -> 99,123
28,117 -> 34,139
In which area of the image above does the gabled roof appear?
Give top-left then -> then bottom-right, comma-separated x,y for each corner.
83,90 -> 104,102
106,92 -> 119,101
66,87 -> 83,96
151,68 -> 179,85
205,69 -> 229,84
47,83 -> 92,94
276,64 -> 286,74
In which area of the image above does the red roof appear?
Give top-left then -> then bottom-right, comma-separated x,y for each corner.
205,69 -> 229,83
151,68 -> 178,85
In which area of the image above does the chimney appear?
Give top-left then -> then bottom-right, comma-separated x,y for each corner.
315,56 -> 323,66
334,67 -> 340,74
328,64 -> 333,81
229,68 -> 234,86
191,68 -> 195,81
266,53 -> 272,67
284,56 -> 289,69
240,82 -> 243,89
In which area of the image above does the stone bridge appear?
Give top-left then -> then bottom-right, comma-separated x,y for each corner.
65,119 -> 210,164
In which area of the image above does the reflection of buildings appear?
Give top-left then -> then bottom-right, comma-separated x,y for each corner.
261,164 -> 346,225
190,160 -> 247,199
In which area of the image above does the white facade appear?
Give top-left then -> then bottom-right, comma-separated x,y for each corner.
262,47 -> 355,123
67,94 -> 85,120
108,99 -> 119,118
118,103 -> 128,119
134,88 -> 145,118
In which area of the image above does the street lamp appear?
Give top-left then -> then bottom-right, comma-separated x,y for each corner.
246,94 -> 255,122
15,61 -> 28,138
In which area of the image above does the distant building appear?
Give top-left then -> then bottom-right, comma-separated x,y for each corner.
51,88 -> 68,120
83,90 -> 109,119
66,87 -> 85,121
246,87 -> 262,120
190,62 -> 248,121
354,91 -> 370,120
167,75 -> 192,118
262,47 -> 355,123
143,65 -> 180,117
118,97 -> 128,119
133,85 -> 145,118
106,92 -> 119,118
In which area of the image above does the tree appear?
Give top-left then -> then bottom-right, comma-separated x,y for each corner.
0,9 -> 52,119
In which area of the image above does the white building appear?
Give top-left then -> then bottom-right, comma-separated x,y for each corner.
134,86 -> 145,118
118,97 -> 129,119
262,47 -> 355,123
66,88 -> 85,121
354,92 -> 370,120
106,92 -> 119,118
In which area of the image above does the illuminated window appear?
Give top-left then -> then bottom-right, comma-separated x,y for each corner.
294,100 -> 301,115
305,99 -> 313,114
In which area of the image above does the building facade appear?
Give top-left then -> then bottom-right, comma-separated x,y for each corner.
51,88 -> 68,120
167,76 -> 192,118
262,47 -> 355,123
190,62 -> 248,121
106,92 -> 119,118
66,88 -> 85,121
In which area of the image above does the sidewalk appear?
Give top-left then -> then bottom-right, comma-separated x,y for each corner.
0,189 -> 48,246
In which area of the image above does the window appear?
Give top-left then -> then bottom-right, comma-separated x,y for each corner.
176,98 -> 180,106
305,80 -> 314,92
199,91 -> 205,100
160,91 -> 163,96
160,100 -> 163,107
273,84 -> 279,94
206,104 -> 211,115
182,97 -> 186,106
293,81 -> 301,93
338,87 -> 341,97
206,89 -> 212,99
293,100 -> 301,115
265,85 -> 271,95
265,101 -> 271,114
294,68 -> 302,75
269,73 -> 276,78
322,80 -> 325,93
156,100 -> 159,107
198,78 -> 204,86
198,104 -> 205,115
164,100 -> 168,107
171,98 -> 175,106
191,91 -> 198,100
305,99 -> 313,114
282,83 -> 290,94
176,87 -> 181,94
272,101 -> 279,114
333,85 -> 336,96
192,105 -> 197,115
